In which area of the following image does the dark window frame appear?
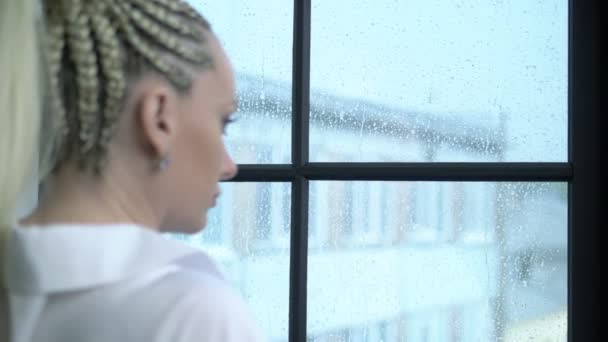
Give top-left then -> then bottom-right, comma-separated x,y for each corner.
225,1 -> 601,341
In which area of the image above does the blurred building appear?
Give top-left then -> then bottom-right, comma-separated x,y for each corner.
176,73 -> 567,342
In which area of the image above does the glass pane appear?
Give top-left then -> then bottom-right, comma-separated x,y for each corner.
308,182 -> 567,341
170,182 -> 291,342
311,0 -> 567,162
189,1 -> 292,163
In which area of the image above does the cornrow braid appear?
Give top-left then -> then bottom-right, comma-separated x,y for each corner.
117,1 -> 212,65
130,0 -> 199,38
107,1 -> 191,90
45,21 -> 68,163
65,0 -> 100,161
147,0 -> 207,23
90,2 -> 125,172
43,0 -> 214,173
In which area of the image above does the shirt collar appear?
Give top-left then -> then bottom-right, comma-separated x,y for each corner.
2,224 -> 218,294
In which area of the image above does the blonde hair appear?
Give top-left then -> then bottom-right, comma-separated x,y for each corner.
0,0 -> 214,233
45,0 -> 214,173
0,0 -> 44,232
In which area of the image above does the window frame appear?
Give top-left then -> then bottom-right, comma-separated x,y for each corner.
224,1 -> 601,341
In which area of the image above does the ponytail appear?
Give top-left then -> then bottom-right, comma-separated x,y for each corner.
0,0 -> 44,231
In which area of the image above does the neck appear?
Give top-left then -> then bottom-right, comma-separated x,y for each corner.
20,163 -> 161,230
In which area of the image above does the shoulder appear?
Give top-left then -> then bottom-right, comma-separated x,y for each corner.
119,262 -> 265,342
164,272 -> 264,341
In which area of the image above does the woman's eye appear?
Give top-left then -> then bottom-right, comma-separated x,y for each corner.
222,117 -> 237,135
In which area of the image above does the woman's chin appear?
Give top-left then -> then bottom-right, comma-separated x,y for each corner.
197,216 -> 208,232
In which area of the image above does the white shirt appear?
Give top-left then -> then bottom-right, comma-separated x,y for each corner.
0,224 -> 265,342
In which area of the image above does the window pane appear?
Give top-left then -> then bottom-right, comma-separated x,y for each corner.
308,181 -> 567,341
190,1 -> 292,163
310,0 -> 567,162
170,182 -> 291,342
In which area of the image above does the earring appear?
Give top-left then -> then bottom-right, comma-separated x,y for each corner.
158,156 -> 171,171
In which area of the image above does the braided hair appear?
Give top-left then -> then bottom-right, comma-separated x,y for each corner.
44,0 -> 214,173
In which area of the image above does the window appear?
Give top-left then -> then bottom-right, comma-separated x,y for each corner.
179,1 -> 600,341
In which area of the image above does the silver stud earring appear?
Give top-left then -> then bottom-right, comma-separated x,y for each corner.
158,157 -> 171,171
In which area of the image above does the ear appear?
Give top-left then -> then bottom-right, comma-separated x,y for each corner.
134,82 -> 180,159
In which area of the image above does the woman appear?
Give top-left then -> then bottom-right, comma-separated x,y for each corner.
0,0 -> 264,341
